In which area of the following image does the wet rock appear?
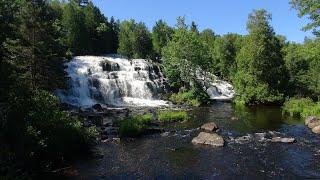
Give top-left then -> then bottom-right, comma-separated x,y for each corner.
102,118 -> 113,126
192,132 -> 224,147
102,127 -> 118,136
312,125 -> 320,134
307,119 -> 320,129
305,116 -> 318,126
101,137 -> 120,143
254,132 -> 267,141
161,132 -> 170,137
234,134 -> 253,144
201,122 -> 218,132
143,127 -> 165,135
92,103 -> 103,112
101,61 -> 120,71
271,137 -> 295,143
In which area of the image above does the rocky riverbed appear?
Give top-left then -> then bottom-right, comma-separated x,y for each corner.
57,102 -> 320,179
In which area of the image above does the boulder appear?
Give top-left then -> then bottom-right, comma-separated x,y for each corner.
312,125 -> 320,134
192,132 -> 224,147
307,120 -> 320,129
271,137 -> 295,143
100,61 -> 120,71
92,103 -> 103,112
305,116 -> 318,126
201,122 -> 218,132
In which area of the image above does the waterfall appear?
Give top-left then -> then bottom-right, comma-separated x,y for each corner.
58,55 -> 169,107
58,55 -> 235,107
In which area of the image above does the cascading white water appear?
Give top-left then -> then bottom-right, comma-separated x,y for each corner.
59,55 -> 169,107
58,55 -> 235,107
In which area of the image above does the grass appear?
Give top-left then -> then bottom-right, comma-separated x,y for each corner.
158,110 -> 188,123
282,98 -> 320,118
169,91 -> 201,106
118,110 -> 189,137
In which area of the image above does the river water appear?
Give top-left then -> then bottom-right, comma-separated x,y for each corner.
70,103 -> 320,179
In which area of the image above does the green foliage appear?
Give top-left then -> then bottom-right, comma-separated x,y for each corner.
152,20 -> 174,58
169,87 -> 209,106
213,33 -> 243,79
233,9 -> 288,105
118,114 -> 153,137
119,118 -> 146,138
119,111 -> 188,137
162,18 -> 212,92
158,111 -> 188,123
118,19 -> 153,59
291,0 -> 320,36
283,98 -> 320,118
1,86 -> 96,175
284,39 -> 320,99
62,1 -> 119,55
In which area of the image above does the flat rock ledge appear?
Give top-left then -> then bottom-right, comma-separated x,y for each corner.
201,122 -> 219,132
271,137 -> 295,143
192,132 -> 224,147
305,116 -> 320,134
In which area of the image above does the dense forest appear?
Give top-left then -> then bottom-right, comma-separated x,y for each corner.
0,0 -> 319,178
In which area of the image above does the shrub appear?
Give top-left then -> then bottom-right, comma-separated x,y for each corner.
282,98 -> 320,118
1,86 -> 96,174
169,88 -> 206,106
118,114 -> 152,137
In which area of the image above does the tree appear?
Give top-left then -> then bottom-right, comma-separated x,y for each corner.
152,20 -> 174,58
234,9 -> 288,105
117,20 -> 153,59
162,19 -> 211,90
285,39 -> 320,100
291,0 -> 320,36
190,21 -> 199,34
213,33 -> 243,80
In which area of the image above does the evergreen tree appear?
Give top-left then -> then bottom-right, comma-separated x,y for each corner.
234,9 -> 288,104
152,20 -> 174,59
213,33 -> 242,79
117,20 -> 152,59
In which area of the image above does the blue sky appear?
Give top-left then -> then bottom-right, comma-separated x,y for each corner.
91,0 -> 313,43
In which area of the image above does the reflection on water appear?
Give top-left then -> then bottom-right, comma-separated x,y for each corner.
70,103 -> 320,179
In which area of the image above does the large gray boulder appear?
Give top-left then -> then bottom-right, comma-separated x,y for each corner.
308,120 -> 320,129
192,132 -> 224,147
312,125 -> 320,134
305,116 -> 318,126
201,122 -> 218,132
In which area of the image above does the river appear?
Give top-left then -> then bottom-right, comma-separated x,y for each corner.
68,103 -> 320,179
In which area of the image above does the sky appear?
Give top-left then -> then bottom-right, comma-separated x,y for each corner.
91,0 -> 313,43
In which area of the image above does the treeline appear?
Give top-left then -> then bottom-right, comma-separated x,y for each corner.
114,3 -> 319,106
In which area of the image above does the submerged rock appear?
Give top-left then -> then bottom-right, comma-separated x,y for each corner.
271,137 -> 295,143
312,125 -> 320,134
192,132 -> 224,147
201,122 -> 218,132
